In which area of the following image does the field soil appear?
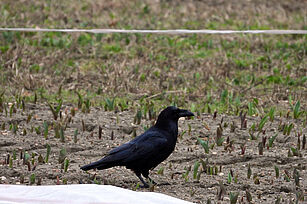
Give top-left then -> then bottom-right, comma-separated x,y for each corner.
0,0 -> 306,203
0,104 -> 306,203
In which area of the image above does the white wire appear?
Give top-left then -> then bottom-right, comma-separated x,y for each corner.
0,28 -> 306,34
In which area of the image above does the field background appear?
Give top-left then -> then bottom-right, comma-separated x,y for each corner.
0,0 -> 306,203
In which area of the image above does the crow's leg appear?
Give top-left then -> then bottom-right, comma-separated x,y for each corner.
142,171 -> 157,185
135,172 -> 149,188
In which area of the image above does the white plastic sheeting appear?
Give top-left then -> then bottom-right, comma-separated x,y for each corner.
0,184 -> 193,204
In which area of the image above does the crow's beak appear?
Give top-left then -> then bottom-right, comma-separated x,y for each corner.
178,109 -> 194,117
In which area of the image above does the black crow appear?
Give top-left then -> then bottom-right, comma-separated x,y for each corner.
80,106 -> 194,187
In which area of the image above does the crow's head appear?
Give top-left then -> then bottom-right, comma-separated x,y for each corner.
157,106 -> 194,122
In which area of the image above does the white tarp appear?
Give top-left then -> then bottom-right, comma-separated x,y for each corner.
0,184 -> 193,204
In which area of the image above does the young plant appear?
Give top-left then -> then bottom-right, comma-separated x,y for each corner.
246,190 -> 252,203
268,107 -> 275,122
182,166 -> 191,182
247,164 -> 252,179
258,142 -> 264,155
64,158 -> 69,172
74,129 -> 78,143
105,98 -> 115,111
43,121 -> 49,139
98,126 -> 102,139
193,161 -> 200,180
274,165 -> 279,178
58,148 -> 67,164
268,133 -> 278,148
45,144 -> 51,163
157,167 -> 164,175
134,109 -> 142,125
197,138 -> 209,153
60,126 -> 65,142
293,101 -> 303,119
47,99 -> 62,120
227,172 -> 232,184
30,174 -> 36,185
229,192 -> 239,204
258,115 -> 268,132
216,126 -> 224,146
76,91 -> 83,109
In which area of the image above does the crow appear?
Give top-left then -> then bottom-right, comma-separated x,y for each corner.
80,106 -> 194,187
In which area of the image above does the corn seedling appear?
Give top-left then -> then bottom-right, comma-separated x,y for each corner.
229,192 -> 239,204
9,155 -> 13,168
58,148 -> 67,164
197,138 -> 209,153
254,176 -> 260,184
227,172 -> 232,184
64,158 -> 69,172
258,142 -> 264,155
240,144 -> 246,155
230,121 -> 236,132
98,126 -> 102,139
246,190 -> 252,203
193,161 -> 200,180
134,109 -> 142,124
274,165 -> 279,178
282,123 -> 294,136
9,103 -> 16,117
38,154 -> 44,163
293,168 -> 299,186
217,181 -> 226,201
45,144 -> 51,163
290,147 -> 300,157
30,173 -> 36,185
82,99 -> 91,113
157,166 -> 164,175
12,150 -> 16,160
26,113 -> 32,123
293,101 -> 303,119
60,126 -> 65,142
74,129 -> 78,143
297,133 -> 301,150
182,166 -> 191,182
12,123 -> 18,134
284,172 -> 290,182
23,152 -> 30,165
268,133 -> 278,148
268,107 -> 275,121
295,190 -> 304,203
275,196 -> 281,204
179,130 -> 187,139
76,91 -> 83,109
216,126 -> 224,146
82,119 -> 85,132
105,98 -> 115,111
43,121 -> 49,139
247,164 -> 252,179
47,99 -> 62,120
258,115 -> 268,132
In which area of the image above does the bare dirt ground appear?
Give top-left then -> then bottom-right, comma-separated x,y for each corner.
0,0 -> 306,203
0,104 -> 306,203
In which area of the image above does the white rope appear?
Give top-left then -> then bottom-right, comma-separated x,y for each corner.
0,28 -> 306,34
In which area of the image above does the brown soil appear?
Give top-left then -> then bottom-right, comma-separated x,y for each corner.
0,104 -> 306,203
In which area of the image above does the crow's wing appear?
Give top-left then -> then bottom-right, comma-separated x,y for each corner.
107,130 -> 169,163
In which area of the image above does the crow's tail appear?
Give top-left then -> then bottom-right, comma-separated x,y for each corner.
80,158 -> 115,171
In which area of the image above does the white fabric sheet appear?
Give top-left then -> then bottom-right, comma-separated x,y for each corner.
0,184 -> 193,204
